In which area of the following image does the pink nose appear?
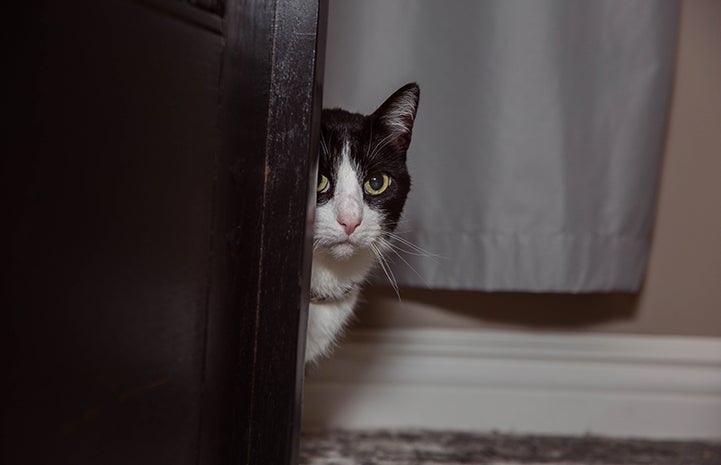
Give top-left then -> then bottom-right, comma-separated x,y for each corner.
338,217 -> 361,236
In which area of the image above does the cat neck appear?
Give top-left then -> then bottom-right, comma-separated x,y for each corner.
311,247 -> 376,300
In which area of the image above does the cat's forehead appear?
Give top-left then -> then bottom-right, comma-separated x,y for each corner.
321,109 -> 369,142
319,107 -> 408,178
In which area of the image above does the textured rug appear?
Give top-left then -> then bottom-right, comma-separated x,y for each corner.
300,430 -> 721,465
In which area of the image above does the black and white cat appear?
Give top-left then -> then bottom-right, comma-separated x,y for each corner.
306,83 -> 420,364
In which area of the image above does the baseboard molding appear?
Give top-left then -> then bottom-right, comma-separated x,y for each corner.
302,329 -> 721,439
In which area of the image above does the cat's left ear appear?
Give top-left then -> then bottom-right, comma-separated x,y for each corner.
372,83 -> 420,152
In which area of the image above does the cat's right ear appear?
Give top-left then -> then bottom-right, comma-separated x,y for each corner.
372,83 -> 420,152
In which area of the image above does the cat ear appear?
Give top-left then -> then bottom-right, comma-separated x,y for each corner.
372,83 -> 420,152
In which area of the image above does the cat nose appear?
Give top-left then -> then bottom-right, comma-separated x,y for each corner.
337,216 -> 361,236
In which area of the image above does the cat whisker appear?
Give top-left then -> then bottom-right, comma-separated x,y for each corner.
370,242 -> 401,302
378,237 -> 423,256
378,236 -> 433,290
382,218 -> 415,232
365,122 -> 373,160
368,133 -> 395,162
320,132 -> 330,157
383,231 -> 443,259
385,243 -> 437,258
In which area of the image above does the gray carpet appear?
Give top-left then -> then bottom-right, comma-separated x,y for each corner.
300,430 -> 721,465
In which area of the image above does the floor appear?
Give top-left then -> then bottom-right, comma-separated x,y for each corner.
300,430 -> 721,465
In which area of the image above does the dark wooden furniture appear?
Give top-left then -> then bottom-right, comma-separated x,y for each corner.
4,1 -> 326,464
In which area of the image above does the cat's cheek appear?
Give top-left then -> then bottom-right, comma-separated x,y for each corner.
314,204 -> 339,241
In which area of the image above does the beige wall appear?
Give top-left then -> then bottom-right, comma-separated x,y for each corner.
355,0 -> 721,338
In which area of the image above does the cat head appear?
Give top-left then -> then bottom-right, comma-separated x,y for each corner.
315,83 -> 419,261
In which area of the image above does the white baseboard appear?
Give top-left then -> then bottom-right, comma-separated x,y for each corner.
302,328 -> 721,440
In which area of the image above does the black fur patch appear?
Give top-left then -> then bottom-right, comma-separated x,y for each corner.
318,83 -> 420,232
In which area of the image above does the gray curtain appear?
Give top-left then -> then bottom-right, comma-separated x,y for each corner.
323,0 -> 679,292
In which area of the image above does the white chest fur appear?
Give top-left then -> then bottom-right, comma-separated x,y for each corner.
305,248 -> 376,363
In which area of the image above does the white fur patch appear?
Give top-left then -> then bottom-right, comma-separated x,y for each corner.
313,140 -> 384,261
307,137 -> 387,363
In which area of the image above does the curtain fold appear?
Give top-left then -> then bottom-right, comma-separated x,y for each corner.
323,0 -> 679,292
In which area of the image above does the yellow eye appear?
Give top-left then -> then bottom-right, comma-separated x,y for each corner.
364,172 -> 390,195
317,173 -> 330,193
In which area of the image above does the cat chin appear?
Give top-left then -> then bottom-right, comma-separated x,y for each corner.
328,242 -> 360,261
